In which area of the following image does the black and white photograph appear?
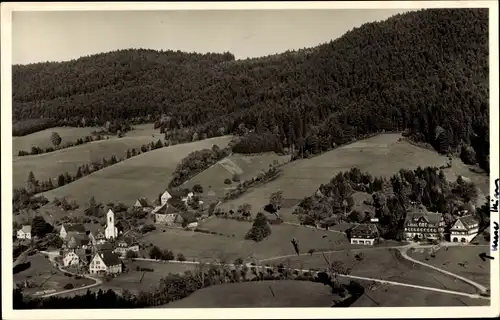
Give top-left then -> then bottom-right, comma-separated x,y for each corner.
1,1 -> 499,319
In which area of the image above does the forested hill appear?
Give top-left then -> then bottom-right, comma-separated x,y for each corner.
13,9 -> 489,170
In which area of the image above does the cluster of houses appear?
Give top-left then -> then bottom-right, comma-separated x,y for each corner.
15,188 -> 206,276
348,205 -> 481,246
58,209 -> 140,275
134,189 -> 201,229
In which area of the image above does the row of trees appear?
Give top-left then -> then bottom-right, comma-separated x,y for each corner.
169,144 -> 231,188
223,166 -> 281,201
18,132 -> 108,156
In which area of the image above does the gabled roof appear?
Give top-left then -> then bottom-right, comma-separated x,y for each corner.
168,188 -> 192,198
20,225 -> 32,233
96,251 -> 121,267
350,223 -> 379,238
154,204 -> 180,215
456,215 -> 479,230
405,206 -> 442,226
63,224 -> 86,233
135,197 -> 152,207
167,197 -> 188,210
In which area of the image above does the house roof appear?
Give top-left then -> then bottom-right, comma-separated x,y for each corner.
63,224 -> 86,233
405,206 -> 442,226
168,188 -> 191,198
457,215 -> 479,229
96,242 -> 113,251
67,234 -> 90,248
167,197 -> 188,210
96,251 -> 122,267
118,236 -> 138,246
135,197 -> 152,207
350,223 -> 379,238
20,225 -> 31,233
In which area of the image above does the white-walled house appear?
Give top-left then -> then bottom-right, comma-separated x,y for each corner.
160,191 -> 172,206
17,225 -> 32,240
349,223 -> 379,245
63,251 -> 88,267
89,251 -> 122,275
403,206 -> 445,241
113,238 -> 140,257
450,215 -> 480,243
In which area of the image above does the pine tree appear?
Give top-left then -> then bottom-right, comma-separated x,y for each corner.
58,174 -> 65,187
76,167 -> 83,179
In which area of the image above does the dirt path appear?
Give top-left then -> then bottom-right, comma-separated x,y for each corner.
398,246 -> 488,293
39,251 -> 102,298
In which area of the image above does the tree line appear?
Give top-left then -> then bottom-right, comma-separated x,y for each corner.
12,9 -> 489,171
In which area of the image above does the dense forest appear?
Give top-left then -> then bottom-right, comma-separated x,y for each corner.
13,9 -> 489,170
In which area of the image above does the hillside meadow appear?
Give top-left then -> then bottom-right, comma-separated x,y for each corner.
13,126 -> 98,155
13,124 -> 162,189
161,280 -> 337,308
271,248 -> 478,295
37,136 -> 234,206
218,133 -> 489,222
182,152 -> 291,203
351,280 -> 489,307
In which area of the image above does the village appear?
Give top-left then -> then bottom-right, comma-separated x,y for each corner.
15,180 -> 483,283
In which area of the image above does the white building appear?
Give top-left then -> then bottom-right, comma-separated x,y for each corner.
349,223 -> 379,245
450,215 -> 480,243
17,225 -> 32,240
104,209 -> 118,240
63,251 -> 87,267
160,191 -> 172,206
89,251 -> 122,275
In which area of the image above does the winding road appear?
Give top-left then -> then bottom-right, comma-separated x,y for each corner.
38,242 -> 490,301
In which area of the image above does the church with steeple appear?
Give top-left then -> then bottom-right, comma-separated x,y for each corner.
105,209 -> 118,239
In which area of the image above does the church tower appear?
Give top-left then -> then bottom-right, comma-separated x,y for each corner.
105,209 -> 118,239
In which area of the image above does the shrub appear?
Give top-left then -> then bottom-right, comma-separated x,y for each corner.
176,253 -> 186,261
63,283 -> 74,289
224,178 -> 232,185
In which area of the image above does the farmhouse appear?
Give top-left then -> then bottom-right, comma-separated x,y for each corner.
63,250 -> 89,268
160,190 -> 172,206
153,204 -> 179,225
17,225 -> 32,240
114,237 -> 140,257
134,197 -> 153,211
349,223 -> 379,245
403,206 -> 446,241
89,251 -> 123,275
60,223 -> 86,239
169,189 -> 194,204
450,215 -> 479,243
88,230 -> 106,246
64,233 -> 91,250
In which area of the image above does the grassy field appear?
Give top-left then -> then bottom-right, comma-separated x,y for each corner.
407,246 -> 491,287
91,260 -> 197,295
198,218 -> 351,260
351,280 -> 489,307
13,126 -> 99,155
161,280 -> 338,308
218,133 -> 489,222
271,248 -> 478,294
13,124 -> 163,189
182,152 -> 290,203
13,253 -> 93,296
37,136 -> 234,206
